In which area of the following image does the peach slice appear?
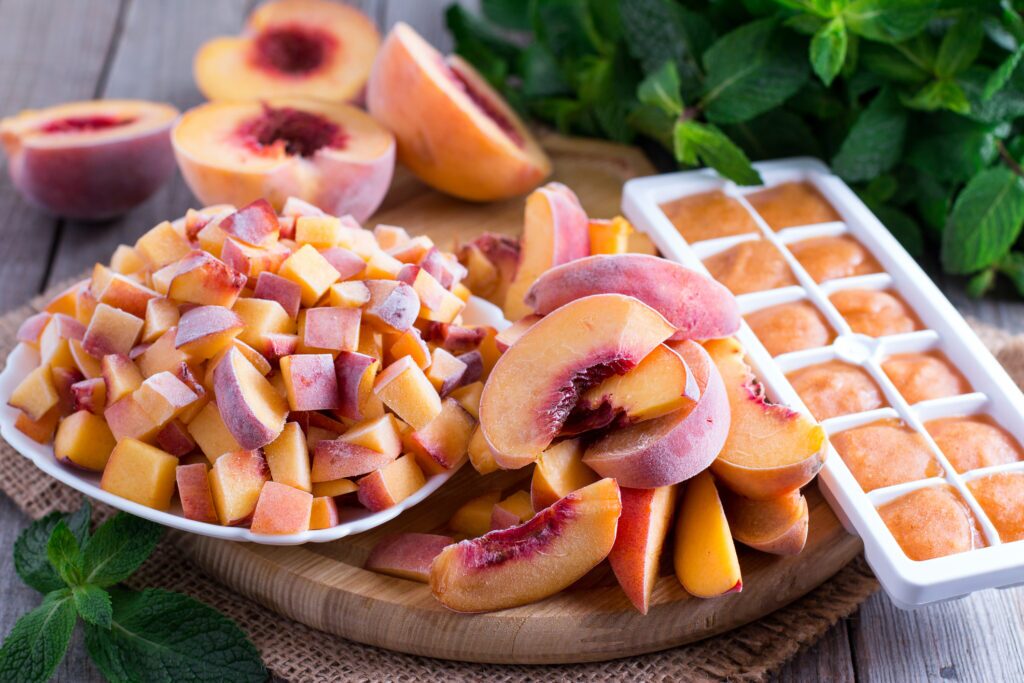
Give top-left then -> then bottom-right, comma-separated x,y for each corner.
176,462 -> 219,524
173,99 -> 394,222
449,491 -> 502,537
251,481 -> 313,535
209,449 -> 271,526
429,478 -> 621,613
674,471 -> 742,598
194,0 -> 379,104
705,338 -> 827,499
367,23 -> 550,202
366,533 -> 454,583
526,254 -> 740,342
503,183 -> 589,320
583,340 -> 730,489
480,294 -> 676,470
0,100 -> 177,219
608,485 -> 678,614
721,489 -> 809,556
213,347 -> 289,449
531,438 -> 598,511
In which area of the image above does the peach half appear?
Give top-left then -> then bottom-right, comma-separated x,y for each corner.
173,98 -> 394,222
194,0 -> 379,104
367,23 -> 550,202
430,478 -> 622,612
526,254 -> 740,342
705,338 -> 827,500
583,340 -> 730,489
0,100 -> 178,220
479,294 -> 676,470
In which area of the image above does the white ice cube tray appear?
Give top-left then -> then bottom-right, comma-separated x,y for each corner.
622,158 -> 1024,609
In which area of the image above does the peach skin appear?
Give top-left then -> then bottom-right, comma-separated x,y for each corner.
721,488 -> 809,556
608,485 -> 677,614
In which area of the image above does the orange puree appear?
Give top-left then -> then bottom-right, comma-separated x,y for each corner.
787,360 -> 884,421
968,472 -> 1024,542
830,289 -> 919,337
788,235 -> 881,283
926,416 -> 1022,473
831,419 -> 941,492
746,301 -> 833,356
878,486 -> 979,561
746,182 -> 840,230
660,190 -> 758,243
703,239 -> 797,295
882,352 -> 969,404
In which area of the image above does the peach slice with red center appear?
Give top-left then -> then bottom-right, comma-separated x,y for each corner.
721,488 -> 809,556
583,340 -> 730,489
173,98 -> 394,222
609,485 -> 678,614
0,100 -> 178,219
526,254 -> 740,341
705,337 -> 827,500
194,0 -> 379,104
430,478 -> 622,613
367,23 -> 551,202
479,294 -> 676,470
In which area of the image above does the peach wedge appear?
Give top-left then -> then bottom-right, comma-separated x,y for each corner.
213,347 -> 289,449
722,489 -> 809,556
480,294 -> 676,470
173,98 -> 394,222
674,471 -> 742,598
367,23 -> 550,202
430,478 -> 622,612
608,485 -> 677,614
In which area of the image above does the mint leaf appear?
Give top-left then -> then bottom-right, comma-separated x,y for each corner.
907,115 -> 999,183
481,0 -> 530,30
961,66 -> 1024,124
84,588 -> 266,683
902,79 -> 971,114
620,0 -> 709,99
675,121 -> 762,185
531,0 -> 604,62
860,42 -> 930,83
935,15 -> 984,78
843,0 -> 937,44
46,521 -> 83,588
14,501 -> 91,594
810,17 -> 848,86
81,513 -> 163,588
519,44 -> 570,98
832,88 -> 908,182
638,61 -> 683,117
724,109 -> 823,159
983,46 -> 1024,100
0,590 -> 76,683
628,104 -> 675,149
997,252 -> 1024,296
701,19 -> 809,124
942,167 -> 1024,274
967,267 -> 997,298
873,204 -> 925,258
73,585 -> 112,629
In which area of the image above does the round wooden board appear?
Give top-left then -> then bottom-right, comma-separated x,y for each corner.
172,134 -> 863,664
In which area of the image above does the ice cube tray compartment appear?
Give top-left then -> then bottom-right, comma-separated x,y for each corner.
622,158 -> 1024,608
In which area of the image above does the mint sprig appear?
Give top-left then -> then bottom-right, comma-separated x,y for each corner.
0,503 -> 267,683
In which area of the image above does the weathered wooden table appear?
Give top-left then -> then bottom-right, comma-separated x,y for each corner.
0,2 -> 1021,681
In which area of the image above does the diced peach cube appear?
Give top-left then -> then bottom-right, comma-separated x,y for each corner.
187,401 -> 242,463
312,439 -> 398,482
14,407 -> 60,444
386,328 -> 430,369
71,377 -> 107,414
97,273 -> 159,319
135,221 -> 192,268
303,306 -> 360,353
425,347 -> 467,397
312,478 -> 358,498
39,314 -> 85,369
588,216 -> 633,255
328,281 -> 370,308
52,366 -> 84,416
209,449 -> 270,525
319,247 -> 366,280
309,496 -> 340,529
54,410 -> 116,471
261,333 -> 299,361
220,238 -> 290,281
68,339 -> 101,379
340,414 -> 402,456
8,365 -> 58,421
110,244 -> 145,274
449,491 -> 501,537
45,281 -> 84,316
16,311 -> 51,348
491,490 -> 534,530
449,381 -> 482,419
101,353 -> 144,403
356,454 -> 426,511
409,398 -> 475,475
101,438 -> 178,510
134,371 -> 200,425
278,244 -> 341,307
363,280 -> 418,333
467,425 -> 498,475
364,250 -> 404,279
295,215 -> 342,248
142,297 -> 180,343
334,351 -> 382,421
253,272 -> 302,319
388,235 -> 434,263
251,481 -> 313,535
409,268 -> 447,311
167,251 -> 247,307
358,325 -> 383,360
280,354 -> 341,411
74,287 -> 99,326
83,303 -> 143,357
264,422 -> 312,492
155,419 -> 197,457
175,305 -> 244,359
231,298 -> 295,349
374,224 -> 410,250
176,462 -> 218,524
220,199 -> 279,247
135,328 -> 190,378
374,356 -> 441,430
104,395 -> 161,443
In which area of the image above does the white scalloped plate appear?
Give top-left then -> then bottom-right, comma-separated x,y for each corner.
0,295 -> 509,545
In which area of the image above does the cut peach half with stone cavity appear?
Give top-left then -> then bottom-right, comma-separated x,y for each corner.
0,99 -> 178,220
583,340 -> 730,489
194,0 -> 379,104
722,488 -> 809,556
479,294 -> 676,470
526,254 -> 740,341
367,22 -> 550,202
429,478 -> 621,613
705,337 -> 827,500
173,98 -> 394,222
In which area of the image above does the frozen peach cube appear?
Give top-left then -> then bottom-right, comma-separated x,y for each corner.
167,250 -> 247,308
295,215 -> 341,248
449,491 -> 501,537
408,398 -> 475,475
83,303 -> 144,357
531,438 -> 598,510
386,328 -> 430,369
303,306 -> 360,352
311,478 -> 357,498
878,486 -> 978,561
831,419 -> 941,492
253,272 -> 302,319
328,281 -> 370,308
264,422 -> 312,492
786,360 -> 885,421
373,355 -> 442,430
186,401 -> 242,463
16,311 -> 51,347
660,190 -> 758,243
109,245 -> 145,274
142,297 -> 180,343
133,371 -> 200,426
71,377 -> 106,414
134,328 -> 190,378
703,239 -> 797,296
104,395 -> 161,443
830,289 -> 919,337
134,220 -> 192,269
280,354 -> 341,411
882,352 -> 969,404
365,533 -> 453,582
746,181 -> 839,230
278,244 -> 341,307
320,247 -> 366,280
15,407 -> 60,444
220,199 -> 279,247
8,365 -> 59,421
334,351 -> 382,422
232,297 -> 295,349
101,438 -> 178,510
363,280 -> 418,333
356,454 -> 426,512
588,216 -> 633,255
250,481 -> 313,535
220,238 -> 289,280
155,419 -> 196,457
54,410 -> 116,472
101,353 -> 144,403
927,416 -> 1022,473
425,347 -> 467,397
176,462 -> 219,524
175,305 -> 244,360
96,273 -> 159,319
209,449 -> 270,525
491,490 -> 534,530
466,425 -> 497,475
309,496 -> 340,530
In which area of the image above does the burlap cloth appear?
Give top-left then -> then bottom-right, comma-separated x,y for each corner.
3,280 -> 1021,682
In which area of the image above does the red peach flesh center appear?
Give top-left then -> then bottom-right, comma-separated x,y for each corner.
236,105 -> 348,157
447,66 -> 524,148
252,24 -> 336,76
39,115 -> 136,134
461,502 -> 575,569
546,358 -> 635,438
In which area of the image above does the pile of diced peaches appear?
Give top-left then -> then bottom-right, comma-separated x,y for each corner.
361,183 -> 829,614
9,197 -> 491,535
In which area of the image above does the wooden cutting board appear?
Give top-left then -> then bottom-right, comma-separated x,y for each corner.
172,134 -> 863,664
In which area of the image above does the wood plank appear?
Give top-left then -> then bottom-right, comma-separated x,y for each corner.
851,588 -> 1024,682
772,621 -> 855,683
0,0 -> 123,312
46,0 -> 252,286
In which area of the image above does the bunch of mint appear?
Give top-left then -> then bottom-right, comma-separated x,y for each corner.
448,0 -> 1024,297
0,502 -> 266,683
